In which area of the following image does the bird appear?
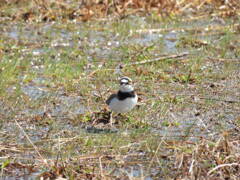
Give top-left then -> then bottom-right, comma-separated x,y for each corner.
106,76 -> 138,125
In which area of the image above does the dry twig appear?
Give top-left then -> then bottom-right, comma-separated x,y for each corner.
14,119 -> 49,167
207,163 -> 240,176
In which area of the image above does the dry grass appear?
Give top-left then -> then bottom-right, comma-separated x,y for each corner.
1,131 -> 239,179
0,0 -> 240,22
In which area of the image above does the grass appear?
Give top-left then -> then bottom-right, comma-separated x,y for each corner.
0,1 -> 240,179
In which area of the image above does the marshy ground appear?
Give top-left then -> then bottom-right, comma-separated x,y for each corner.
0,0 -> 240,179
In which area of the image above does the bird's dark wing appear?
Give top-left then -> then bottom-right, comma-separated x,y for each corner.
106,94 -> 117,105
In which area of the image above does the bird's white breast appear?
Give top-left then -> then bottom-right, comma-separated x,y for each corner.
109,95 -> 138,113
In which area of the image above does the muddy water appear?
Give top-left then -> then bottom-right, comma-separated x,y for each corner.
2,18 -> 184,120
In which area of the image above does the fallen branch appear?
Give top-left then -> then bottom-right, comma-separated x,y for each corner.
207,163 -> 240,176
198,97 -> 240,104
207,57 -> 240,62
157,93 -> 240,104
14,119 -> 49,167
135,24 -> 240,34
125,52 -> 189,66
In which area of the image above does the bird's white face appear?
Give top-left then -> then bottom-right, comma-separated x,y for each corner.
119,77 -> 134,92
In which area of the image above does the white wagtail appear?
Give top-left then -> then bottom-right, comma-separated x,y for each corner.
106,77 -> 138,125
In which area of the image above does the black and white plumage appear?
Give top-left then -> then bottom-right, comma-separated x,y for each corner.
106,77 -> 138,114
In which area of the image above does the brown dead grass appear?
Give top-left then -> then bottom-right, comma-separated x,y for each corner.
2,131 -> 238,179
0,0 -> 240,22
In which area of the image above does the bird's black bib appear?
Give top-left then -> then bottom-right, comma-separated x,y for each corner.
117,91 -> 136,100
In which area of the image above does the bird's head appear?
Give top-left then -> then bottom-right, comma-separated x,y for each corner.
119,76 -> 134,92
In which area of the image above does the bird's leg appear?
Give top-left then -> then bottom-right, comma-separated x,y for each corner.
109,111 -> 113,126
116,113 -> 121,124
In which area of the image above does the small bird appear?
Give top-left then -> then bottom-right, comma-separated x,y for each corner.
106,77 -> 138,125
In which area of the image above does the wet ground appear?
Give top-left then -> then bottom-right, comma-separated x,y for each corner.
0,14 -> 240,179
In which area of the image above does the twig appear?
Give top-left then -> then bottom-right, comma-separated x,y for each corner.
99,156 -> 104,179
0,145 -> 21,153
125,52 -> 189,66
189,159 -> 195,175
147,133 -> 166,172
178,154 -> 184,169
135,24 -> 240,34
207,57 -> 240,62
55,136 -> 61,167
14,119 -> 49,167
71,153 -> 145,161
207,163 -> 240,176
198,97 -> 240,104
87,52 -> 189,78
155,93 -> 240,104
